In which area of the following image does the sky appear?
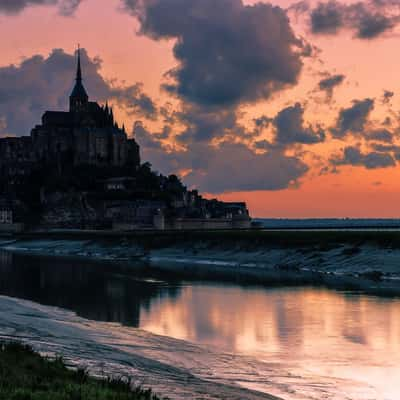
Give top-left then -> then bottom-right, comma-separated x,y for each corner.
1,0 -> 400,217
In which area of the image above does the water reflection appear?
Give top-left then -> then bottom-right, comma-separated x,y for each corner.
140,285 -> 400,399
1,250 -> 400,398
0,250 -> 180,326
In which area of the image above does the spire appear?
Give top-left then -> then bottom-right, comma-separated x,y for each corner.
70,44 -> 88,112
76,44 -> 82,83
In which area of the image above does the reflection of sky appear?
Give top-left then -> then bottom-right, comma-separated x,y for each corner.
140,285 -> 400,399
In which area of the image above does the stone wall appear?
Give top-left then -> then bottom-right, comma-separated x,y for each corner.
0,223 -> 24,233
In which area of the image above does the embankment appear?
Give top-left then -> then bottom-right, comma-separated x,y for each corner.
2,229 -> 400,296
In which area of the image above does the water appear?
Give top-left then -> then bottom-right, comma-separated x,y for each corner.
256,218 -> 400,230
0,250 -> 399,399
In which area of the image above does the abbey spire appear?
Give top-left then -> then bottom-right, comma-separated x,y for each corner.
70,46 -> 89,112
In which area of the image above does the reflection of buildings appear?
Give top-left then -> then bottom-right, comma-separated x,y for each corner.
0,250 -> 13,267
0,252 -> 180,327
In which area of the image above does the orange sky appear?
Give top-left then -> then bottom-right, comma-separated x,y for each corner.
1,0 -> 400,217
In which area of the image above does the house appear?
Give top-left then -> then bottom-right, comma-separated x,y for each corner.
0,198 -> 24,232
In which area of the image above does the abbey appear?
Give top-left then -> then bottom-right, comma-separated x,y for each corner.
0,48 -> 140,181
0,49 -> 251,231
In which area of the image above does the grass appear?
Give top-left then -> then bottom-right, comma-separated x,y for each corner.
0,342 -> 163,400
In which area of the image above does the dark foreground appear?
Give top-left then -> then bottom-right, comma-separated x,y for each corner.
0,342 -> 163,400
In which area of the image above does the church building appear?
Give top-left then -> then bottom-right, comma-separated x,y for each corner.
30,48 -> 140,168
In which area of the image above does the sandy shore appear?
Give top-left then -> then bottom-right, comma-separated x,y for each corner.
0,294 -> 381,400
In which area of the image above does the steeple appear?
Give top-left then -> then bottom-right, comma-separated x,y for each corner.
70,45 -> 89,113
76,45 -> 83,82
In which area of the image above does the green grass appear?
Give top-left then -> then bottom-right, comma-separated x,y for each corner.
0,342 -> 163,400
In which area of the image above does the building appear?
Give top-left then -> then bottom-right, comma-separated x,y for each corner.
30,48 -> 140,169
0,48 -> 140,185
0,48 -> 252,231
0,197 -> 25,232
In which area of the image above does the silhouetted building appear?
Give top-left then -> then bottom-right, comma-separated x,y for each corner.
0,48 -> 140,182
31,48 -> 140,168
0,48 -> 251,231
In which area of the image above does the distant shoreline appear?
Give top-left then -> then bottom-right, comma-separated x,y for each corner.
2,229 -> 400,297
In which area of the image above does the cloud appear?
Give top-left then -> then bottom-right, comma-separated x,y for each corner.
331,146 -> 396,169
318,73 -> 345,100
114,83 -> 157,120
382,90 -> 394,104
123,0 -> 308,107
176,104 -> 242,143
370,143 -> 400,153
274,103 -> 325,145
184,142 -> 309,193
0,48 -> 156,136
136,130 -> 309,193
121,0 -> 315,193
0,0 -> 83,15
310,1 -> 344,34
133,121 -> 170,149
366,129 -> 394,142
0,43 -> 309,193
331,98 -> 375,138
306,0 -> 400,39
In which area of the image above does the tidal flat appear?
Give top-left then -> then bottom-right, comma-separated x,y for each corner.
2,229 -> 400,296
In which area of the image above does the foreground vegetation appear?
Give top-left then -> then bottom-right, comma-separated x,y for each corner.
0,342 -> 163,400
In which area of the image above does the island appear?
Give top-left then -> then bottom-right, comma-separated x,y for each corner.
0,49 -> 251,233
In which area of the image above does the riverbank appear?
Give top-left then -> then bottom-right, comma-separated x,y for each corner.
1,229 -> 400,296
0,295 -> 283,400
0,342 -> 163,400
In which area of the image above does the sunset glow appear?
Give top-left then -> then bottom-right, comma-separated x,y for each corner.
2,0 -> 400,217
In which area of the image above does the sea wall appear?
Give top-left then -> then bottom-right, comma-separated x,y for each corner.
0,223 -> 24,233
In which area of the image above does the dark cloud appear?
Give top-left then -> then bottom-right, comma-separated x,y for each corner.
274,103 -> 325,145
254,116 -> 273,129
114,83 -> 157,120
318,73 -> 345,100
382,90 -> 394,104
332,146 -> 396,169
311,1 -> 344,34
121,0 -> 314,192
136,130 -> 309,193
123,0 -> 308,107
366,129 -> 393,142
0,0 -> 83,15
184,142 -> 309,193
331,98 -> 375,138
176,105 -> 241,143
133,101 -> 311,193
133,121 -> 170,149
370,143 -> 400,153
307,0 -> 400,39
0,48 -> 156,136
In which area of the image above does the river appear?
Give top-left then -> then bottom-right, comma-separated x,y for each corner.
0,250 -> 399,400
